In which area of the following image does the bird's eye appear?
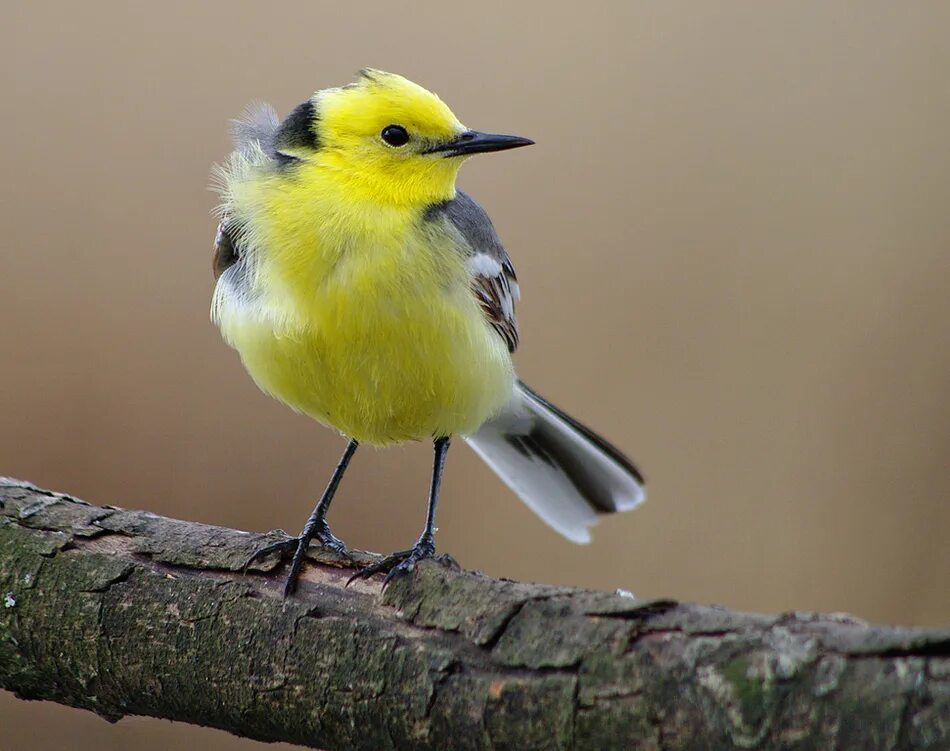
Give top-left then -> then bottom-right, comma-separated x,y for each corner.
381,125 -> 410,147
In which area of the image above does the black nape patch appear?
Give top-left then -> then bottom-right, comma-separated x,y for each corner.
273,99 -> 320,156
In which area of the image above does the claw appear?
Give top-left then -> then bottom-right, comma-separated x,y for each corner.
346,536 -> 435,588
243,521 -> 352,588
243,536 -> 297,574
316,527 -> 350,558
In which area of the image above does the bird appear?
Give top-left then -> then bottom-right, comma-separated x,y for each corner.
211,69 -> 646,595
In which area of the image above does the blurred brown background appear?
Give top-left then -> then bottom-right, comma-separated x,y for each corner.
3,1 -> 949,748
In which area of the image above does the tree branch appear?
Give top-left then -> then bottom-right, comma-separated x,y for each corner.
1,478 -> 948,750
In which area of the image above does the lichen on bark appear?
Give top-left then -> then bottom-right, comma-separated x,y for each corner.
1,478 -> 949,750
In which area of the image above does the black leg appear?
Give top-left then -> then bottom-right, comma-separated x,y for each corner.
246,438 -> 359,597
347,436 -> 451,587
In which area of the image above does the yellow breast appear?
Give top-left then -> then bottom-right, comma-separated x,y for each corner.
214,171 -> 514,445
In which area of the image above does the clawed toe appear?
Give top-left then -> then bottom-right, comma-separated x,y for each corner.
315,527 -> 352,559
243,524 -> 352,579
345,549 -> 412,587
243,536 -> 298,573
346,537 -> 435,588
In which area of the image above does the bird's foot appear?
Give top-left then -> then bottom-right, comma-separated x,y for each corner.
310,523 -> 350,557
346,534 -> 436,588
243,521 -> 351,574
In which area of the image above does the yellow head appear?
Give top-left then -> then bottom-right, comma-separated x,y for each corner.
274,69 -> 533,207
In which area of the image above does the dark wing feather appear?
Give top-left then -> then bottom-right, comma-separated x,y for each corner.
471,256 -> 519,352
426,191 -> 521,352
212,221 -> 241,280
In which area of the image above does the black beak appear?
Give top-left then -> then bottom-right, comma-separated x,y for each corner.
427,130 -> 534,157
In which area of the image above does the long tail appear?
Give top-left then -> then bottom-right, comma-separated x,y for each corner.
463,381 -> 646,543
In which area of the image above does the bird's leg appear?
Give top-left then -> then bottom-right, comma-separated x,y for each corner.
245,438 -> 359,597
348,436 -> 451,588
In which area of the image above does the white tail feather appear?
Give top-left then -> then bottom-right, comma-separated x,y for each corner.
464,382 -> 646,543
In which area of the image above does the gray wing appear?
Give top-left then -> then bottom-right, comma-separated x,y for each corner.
428,191 -> 521,352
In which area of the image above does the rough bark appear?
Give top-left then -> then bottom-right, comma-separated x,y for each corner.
0,478 -> 948,750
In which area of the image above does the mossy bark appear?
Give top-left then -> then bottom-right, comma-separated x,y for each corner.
1,478 -> 948,750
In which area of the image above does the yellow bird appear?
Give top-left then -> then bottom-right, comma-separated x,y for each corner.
211,69 -> 645,594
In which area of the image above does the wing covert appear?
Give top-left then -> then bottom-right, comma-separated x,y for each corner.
469,251 -> 520,352
428,191 -> 521,352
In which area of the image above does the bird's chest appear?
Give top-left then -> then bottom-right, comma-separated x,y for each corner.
221,229 -> 511,443
303,234 -> 479,387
